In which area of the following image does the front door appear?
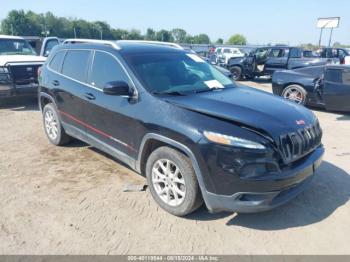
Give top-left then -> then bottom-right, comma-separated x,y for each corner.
323,68 -> 350,112
82,51 -> 140,162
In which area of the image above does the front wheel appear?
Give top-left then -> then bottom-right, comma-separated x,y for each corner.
229,66 -> 242,81
282,84 -> 307,105
146,147 -> 203,216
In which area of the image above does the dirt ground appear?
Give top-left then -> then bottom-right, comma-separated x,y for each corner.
0,81 -> 349,255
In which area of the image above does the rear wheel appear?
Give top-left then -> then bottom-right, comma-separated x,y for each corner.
43,103 -> 71,146
230,66 -> 242,81
282,84 -> 307,105
146,146 -> 203,216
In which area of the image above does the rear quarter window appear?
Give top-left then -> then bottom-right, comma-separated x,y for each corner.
325,69 -> 342,83
61,50 -> 91,82
49,50 -> 66,72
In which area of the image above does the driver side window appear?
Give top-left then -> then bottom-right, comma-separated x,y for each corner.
88,51 -> 129,89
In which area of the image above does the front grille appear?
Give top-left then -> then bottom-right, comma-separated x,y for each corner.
9,64 -> 41,85
279,122 -> 322,164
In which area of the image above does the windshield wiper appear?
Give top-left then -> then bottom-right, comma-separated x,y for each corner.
194,87 -> 223,93
153,91 -> 185,96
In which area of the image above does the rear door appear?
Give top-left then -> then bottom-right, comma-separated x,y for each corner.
323,68 -> 350,112
286,48 -> 305,69
264,48 -> 288,74
53,49 -> 92,133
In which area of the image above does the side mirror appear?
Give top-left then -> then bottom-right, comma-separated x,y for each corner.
103,81 -> 132,96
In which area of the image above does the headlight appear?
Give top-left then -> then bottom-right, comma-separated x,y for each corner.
203,131 -> 266,149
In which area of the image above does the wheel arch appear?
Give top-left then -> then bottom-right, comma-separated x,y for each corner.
136,133 -> 208,197
39,92 -> 57,111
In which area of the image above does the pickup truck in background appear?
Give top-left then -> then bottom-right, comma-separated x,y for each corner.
228,46 -> 335,81
0,35 -> 47,99
318,47 -> 350,65
22,36 -> 60,57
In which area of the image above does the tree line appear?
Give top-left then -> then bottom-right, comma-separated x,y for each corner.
0,10 -> 248,45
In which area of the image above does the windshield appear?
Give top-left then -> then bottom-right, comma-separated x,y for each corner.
0,39 -> 37,56
124,52 -> 234,94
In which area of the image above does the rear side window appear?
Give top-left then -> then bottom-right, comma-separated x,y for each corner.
88,51 -> 129,89
49,50 -> 66,72
289,48 -> 302,58
62,50 -> 91,82
270,49 -> 284,57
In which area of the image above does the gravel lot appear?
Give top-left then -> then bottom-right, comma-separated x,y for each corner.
0,81 -> 349,255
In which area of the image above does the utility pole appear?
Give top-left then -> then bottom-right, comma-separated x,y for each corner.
10,23 -> 14,35
73,27 -> 77,38
318,27 -> 324,47
328,28 -> 334,47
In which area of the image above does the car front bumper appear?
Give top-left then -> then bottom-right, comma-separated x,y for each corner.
201,146 -> 324,213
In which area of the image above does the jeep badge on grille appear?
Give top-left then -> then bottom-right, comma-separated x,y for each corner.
296,120 -> 306,125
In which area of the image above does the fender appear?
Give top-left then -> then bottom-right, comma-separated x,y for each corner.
136,133 -> 213,208
39,92 -> 57,111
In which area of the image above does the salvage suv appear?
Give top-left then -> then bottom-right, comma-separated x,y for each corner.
38,40 -> 324,216
0,35 -> 46,98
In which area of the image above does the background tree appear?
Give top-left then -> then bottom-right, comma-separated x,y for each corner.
227,34 -> 247,45
145,28 -> 156,40
215,38 -> 224,44
156,29 -> 174,42
171,28 -> 187,43
0,9 -> 216,44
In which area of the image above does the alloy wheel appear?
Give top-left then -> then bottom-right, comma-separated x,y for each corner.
283,87 -> 304,104
151,159 -> 186,207
44,110 -> 58,140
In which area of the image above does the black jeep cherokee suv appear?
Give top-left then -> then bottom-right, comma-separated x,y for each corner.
38,40 -> 324,216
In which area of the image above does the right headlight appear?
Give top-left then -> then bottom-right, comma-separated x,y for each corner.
203,131 -> 266,150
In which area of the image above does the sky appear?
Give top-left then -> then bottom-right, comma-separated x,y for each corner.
0,0 -> 349,45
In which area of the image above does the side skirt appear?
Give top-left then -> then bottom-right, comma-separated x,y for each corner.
62,122 -> 137,171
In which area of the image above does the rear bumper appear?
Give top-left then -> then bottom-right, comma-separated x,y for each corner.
202,146 -> 324,213
0,83 -> 38,97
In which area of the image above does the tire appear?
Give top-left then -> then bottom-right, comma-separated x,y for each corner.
281,84 -> 307,105
229,66 -> 242,81
146,146 -> 203,216
42,103 -> 71,146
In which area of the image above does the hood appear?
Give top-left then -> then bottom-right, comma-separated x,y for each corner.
162,85 -> 317,140
0,55 -> 46,66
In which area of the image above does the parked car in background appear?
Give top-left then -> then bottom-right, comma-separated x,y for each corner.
272,65 -> 350,112
0,35 -> 46,98
228,46 -> 335,81
23,36 -> 60,57
317,47 -> 350,65
38,39 -> 323,216
216,47 -> 245,66
303,50 -> 320,58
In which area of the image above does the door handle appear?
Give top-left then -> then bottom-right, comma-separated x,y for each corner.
84,93 -> 96,100
52,80 -> 60,86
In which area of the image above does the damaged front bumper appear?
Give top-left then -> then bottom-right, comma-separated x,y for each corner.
201,146 -> 324,213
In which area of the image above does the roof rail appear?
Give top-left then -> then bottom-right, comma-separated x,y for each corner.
117,40 -> 183,49
62,39 -> 121,50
